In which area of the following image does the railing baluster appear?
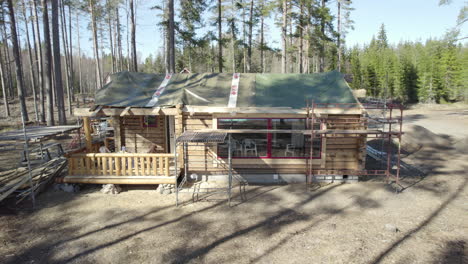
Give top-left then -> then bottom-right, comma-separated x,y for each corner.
103,157 -> 108,176
159,156 -> 164,175
165,157 -> 169,176
115,157 -> 121,176
152,157 -> 157,176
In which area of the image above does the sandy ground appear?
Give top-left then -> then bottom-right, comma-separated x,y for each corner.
0,105 -> 467,264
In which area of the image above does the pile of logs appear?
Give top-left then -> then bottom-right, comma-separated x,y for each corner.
0,157 -> 67,203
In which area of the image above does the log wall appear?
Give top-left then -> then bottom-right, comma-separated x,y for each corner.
122,116 -> 167,153
182,113 -> 366,174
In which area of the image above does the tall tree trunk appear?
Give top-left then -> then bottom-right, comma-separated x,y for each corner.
230,0 -> 236,72
107,0 -> 115,73
242,0 -> 246,73
7,0 -> 28,122
337,0 -> 342,72
76,12 -> 82,98
0,9 -> 14,100
247,0 -> 254,72
32,0 -> 45,122
126,0 -> 130,71
22,0 -> 39,121
89,0 -> 102,89
299,0 -> 304,73
319,0 -> 326,72
116,6 -> 123,71
60,0 -> 72,116
68,4 -> 74,105
129,0 -> 137,72
168,0 -> 175,73
41,0 -> 53,125
260,8 -> 264,73
281,0 -> 287,73
217,0 -> 223,72
0,48 -> 10,117
52,0 -> 66,124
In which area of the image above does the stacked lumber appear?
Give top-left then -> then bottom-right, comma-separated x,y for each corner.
0,157 -> 67,203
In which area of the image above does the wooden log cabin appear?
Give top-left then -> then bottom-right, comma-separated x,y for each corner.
63,71 -> 367,185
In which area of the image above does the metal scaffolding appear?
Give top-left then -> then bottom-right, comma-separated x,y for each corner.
175,131 -> 236,206
305,100 -> 404,186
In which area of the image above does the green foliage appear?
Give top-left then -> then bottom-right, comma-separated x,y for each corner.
344,27 -> 467,104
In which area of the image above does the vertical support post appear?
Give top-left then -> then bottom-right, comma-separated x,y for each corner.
111,116 -> 121,151
228,134 -> 232,206
396,107 -> 403,185
83,116 -> 93,152
309,100 -> 315,185
21,116 -> 35,208
175,140 -> 179,206
386,107 -> 393,182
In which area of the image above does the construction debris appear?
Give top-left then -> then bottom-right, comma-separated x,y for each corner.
0,157 -> 67,203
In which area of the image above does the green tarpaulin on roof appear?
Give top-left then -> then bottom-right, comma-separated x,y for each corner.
95,71 -> 357,109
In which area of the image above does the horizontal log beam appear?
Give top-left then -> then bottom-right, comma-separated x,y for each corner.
73,107 -> 179,117
57,176 -> 177,185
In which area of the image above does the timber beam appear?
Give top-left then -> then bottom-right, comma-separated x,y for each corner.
73,107 -> 179,117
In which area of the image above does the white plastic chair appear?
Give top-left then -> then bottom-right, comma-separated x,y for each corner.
243,139 -> 258,156
285,144 -> 295,156
231,139 -> 243,156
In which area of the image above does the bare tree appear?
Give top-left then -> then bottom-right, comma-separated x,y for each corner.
32,0 -> 45,122
89,0 -> 102,89
281,0 -> 287,73
217,0 -> 223,72
247,0 -> 254,72
6,0 -> 28,122
21,0 -> 39,121
129,0 -> 137,71
107,0 -> 115,73
167,0 -> 175,73
41,0 -> 54,125
52,0 -> 66,124
59,0 -> 72,115
0,48 -> 9,117
115,5 -> 123,71
76,11 -> 82,97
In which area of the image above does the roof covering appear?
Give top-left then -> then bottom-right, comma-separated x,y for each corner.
95,71 -> 358,109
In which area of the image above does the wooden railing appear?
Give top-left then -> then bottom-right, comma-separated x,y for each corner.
68,153 -> 174,177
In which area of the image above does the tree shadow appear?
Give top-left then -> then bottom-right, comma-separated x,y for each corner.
370,176 -> 467,263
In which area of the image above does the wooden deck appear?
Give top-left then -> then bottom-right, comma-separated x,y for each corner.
61,153 -> 177,185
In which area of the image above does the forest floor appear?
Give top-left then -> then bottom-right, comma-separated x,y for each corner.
0,102 -> 467,264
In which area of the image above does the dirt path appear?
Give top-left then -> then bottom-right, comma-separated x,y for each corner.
0,107 -> 467,264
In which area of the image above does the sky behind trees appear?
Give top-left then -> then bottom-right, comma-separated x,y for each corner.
75,0 -> 468,61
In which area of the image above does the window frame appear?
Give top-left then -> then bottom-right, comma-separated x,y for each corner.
217,118 -> 322,159
141,115 -> 158,128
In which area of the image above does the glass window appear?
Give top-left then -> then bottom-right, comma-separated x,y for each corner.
218,118 -> 321,159
271,119 -> 321,158
142,116 -> 158,127
218,119 -> 268,157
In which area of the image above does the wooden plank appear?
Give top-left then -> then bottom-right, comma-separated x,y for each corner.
102,157 -> 108,176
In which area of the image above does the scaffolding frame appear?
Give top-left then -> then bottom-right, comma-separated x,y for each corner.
305,100 -> 404,186
175,131 -> 236,206
174,100 -> 404,205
